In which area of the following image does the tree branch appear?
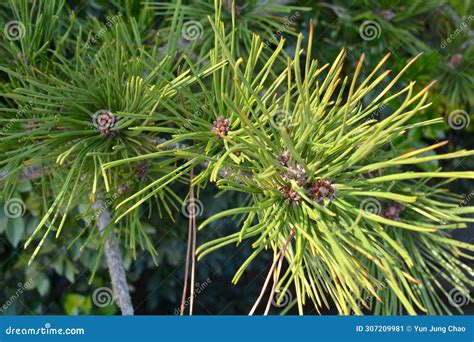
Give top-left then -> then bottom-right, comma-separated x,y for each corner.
94,201 -> 134,316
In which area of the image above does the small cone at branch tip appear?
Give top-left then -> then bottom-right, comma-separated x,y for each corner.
135,162 -> 149,179
212,117 -> 231,137
308,179 -> 336,202
449,53 -> 463,69
281,184 -> 301,204
380,202 -> 405,221
92,109 -> 120,136
283,164 -> 307,187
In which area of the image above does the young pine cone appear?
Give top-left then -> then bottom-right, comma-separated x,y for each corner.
135,163 -> 149,179
308,179 -> 336,202
449,53 -> 463,69
92,110 -> 120,136
380,202 -> 404,221
283,164 -> 307,186
281,184 -> 301,204
212,117 -> 230,137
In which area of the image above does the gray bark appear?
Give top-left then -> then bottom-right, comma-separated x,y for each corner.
93,201 -> 134,316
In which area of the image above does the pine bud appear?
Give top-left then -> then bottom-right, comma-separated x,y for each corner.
135,162 -> 149,179
283,164 -> 307,186
281,184 -> 301,204
92,110 -> 120,136
308,179 -> 336,202
212,117 -> 230,137
449,54 -> 463,69
380,202 -> 404,221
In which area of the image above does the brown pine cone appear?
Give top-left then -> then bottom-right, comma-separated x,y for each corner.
281,184 -> 301,204
308,179 -> 336,202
